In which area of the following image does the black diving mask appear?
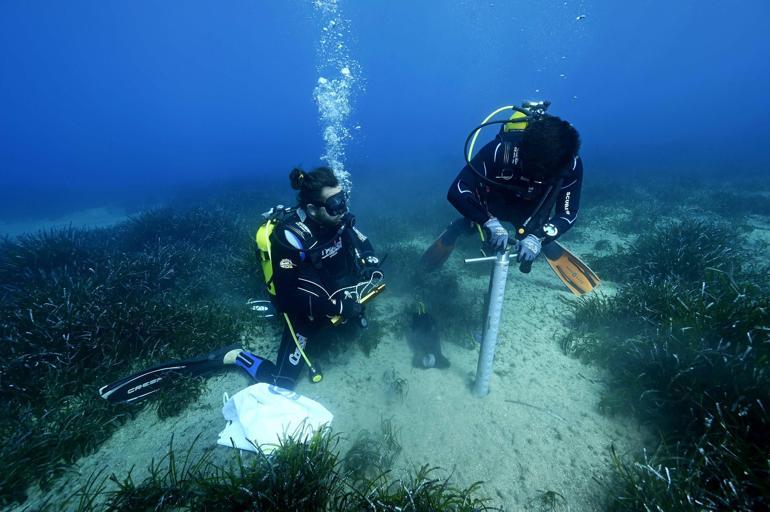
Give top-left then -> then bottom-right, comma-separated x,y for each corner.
313,190 -> 348,216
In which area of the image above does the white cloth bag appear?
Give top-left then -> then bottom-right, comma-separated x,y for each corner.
217,383 -> 333,453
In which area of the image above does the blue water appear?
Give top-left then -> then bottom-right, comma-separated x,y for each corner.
3,3 -> 770,508
1,0 -> 769,221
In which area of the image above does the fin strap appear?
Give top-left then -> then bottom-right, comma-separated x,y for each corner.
234,351 -> 264,380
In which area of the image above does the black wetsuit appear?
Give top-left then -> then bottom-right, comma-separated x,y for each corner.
254,208 -> 379,389
446,131 -> 583,244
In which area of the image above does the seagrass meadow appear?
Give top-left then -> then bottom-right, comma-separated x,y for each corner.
0,204 -> 258,506
2,172 -> 770,511
0,183 -> 503,511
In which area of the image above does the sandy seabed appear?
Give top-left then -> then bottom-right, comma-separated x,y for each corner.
15,223 -> 655,512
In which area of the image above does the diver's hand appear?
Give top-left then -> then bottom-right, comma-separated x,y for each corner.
483,217 -> 509,252
360,267 -> 381,281
341,297 -> 364,320
516,234 -> 542,263
342,212 -> 356,228
358,255 -> 382,280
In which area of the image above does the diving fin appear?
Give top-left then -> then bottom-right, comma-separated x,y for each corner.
99,344 -> 244,404
420,234 -> 456,271
420,218 -> 475,271
232,350 -> 266,379
246,299 -> 276,318
542,241 -> 600,296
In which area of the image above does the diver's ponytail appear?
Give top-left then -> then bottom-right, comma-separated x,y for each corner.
288,166 -> 339,205
289,167 -> 307,190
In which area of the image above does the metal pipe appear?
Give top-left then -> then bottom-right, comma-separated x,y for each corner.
464,255 -> 498,263
466,251 -> 510,397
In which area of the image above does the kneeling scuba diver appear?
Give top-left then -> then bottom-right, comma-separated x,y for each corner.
422,100 -> 599,294
98,167 -> 385,404
244,167 -> 386,389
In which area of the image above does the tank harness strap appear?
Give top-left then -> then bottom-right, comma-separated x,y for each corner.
519,177 -> 564,236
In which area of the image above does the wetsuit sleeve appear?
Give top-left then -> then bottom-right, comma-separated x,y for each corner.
270,228 -> 345,319
446,142 -> 496,225
537,156 -> 583,244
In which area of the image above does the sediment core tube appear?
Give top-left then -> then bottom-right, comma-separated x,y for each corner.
473,251 -> 510,397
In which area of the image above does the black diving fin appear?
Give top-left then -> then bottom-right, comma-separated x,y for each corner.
99,344 -> 249,404
246,299 -> 276,318
542,241 -> 600,295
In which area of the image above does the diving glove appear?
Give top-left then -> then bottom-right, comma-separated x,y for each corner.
483,217 -> 509,252
516,234 -> 542,263
358,255 -> 382,280
341,297 -> 364,320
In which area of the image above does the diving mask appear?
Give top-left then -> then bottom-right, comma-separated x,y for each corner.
313,190 -> 348,217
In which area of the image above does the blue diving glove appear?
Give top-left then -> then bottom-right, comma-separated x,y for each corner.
483,217 -> 509,252
516,234 -> 542,263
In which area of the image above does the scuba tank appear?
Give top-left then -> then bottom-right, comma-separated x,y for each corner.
464,100 -> 552,185
255,205 -> 294,297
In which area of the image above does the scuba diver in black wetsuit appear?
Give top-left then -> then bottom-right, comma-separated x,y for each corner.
422,101 -> 583,273
238,167 -> 384,390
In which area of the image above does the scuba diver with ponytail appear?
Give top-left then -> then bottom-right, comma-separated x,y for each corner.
97,167 -> 384,401
422,101 -> 588,278
240,166 -> 384,390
